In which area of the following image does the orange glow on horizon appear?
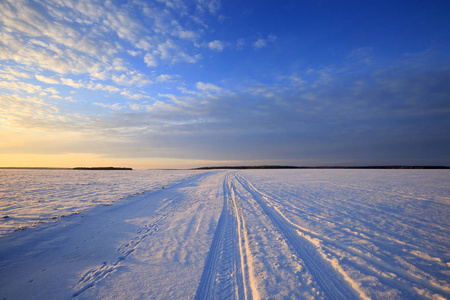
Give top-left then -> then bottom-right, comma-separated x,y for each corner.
0,153 -> 250,169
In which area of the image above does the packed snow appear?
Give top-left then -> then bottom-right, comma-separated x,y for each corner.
0,169 -> 449,299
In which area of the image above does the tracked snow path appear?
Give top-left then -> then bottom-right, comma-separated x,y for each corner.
195,172 -> 365,299
195,173 -> 260,300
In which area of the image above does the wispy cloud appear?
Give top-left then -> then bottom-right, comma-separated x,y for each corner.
112,72 -> 153,87
208,40 -> 224,51
196,82 -> 222,92
0,93 -> 74,132
156,74 -> 177,83
60,78 -> 84,89
35,75 -> 59,84
0,79 -> 43,94
254,34 -> 277,49
93,102 -> 124,111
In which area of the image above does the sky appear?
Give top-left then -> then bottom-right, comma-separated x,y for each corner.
1,0 -> 450,168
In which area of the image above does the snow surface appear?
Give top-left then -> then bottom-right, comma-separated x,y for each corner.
0,169 -> 207,237
0,170 -> 449,299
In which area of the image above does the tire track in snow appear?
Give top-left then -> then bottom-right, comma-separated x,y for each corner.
229,180 -> 260,300
195,173 -> 258,300
234,173 -> 362,300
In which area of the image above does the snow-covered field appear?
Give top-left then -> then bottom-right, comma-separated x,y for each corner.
0,169 -> 207,237
0,169 -> 449,299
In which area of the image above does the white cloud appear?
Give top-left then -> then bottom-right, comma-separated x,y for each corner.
120,90 -> 149,100
144,53 -> 158,67
158,93 -> 180,102
155,0 -> 188,13
254,34 -> 277,49
112,72 -> 153,87
196,0 -> 221,14
178,87 -> 197,95
0,80 -> 43,94
145,39 -> 200,66
127,50 -> 140,56
93,102 -> 123,111
1,67 -> 31,79
156,74 -> 175,82
253,39 -> 266,49
87,82 -> 121,93
173,28 -> 197,40
129,103 -> 142,111
44,87 -> 59,94
208,40 -> 224,51
287,75 -> 306,87
59,78 -> 121,93
60,78 -> 84,89
196,82 -> 222,92
35,75 -> 59,84
0,73 -> 18,81
0,93 -> 71,131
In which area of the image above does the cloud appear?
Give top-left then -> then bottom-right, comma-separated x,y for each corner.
120,90 -> 150,100
208,40 -> 224,51
112,72 -> 153,87
0,94 -> 75,133
87,82 -> 121,93
60,78 -> 84,89
59,77 -> 121,93
173,28 -> 197,40
93,102 -> 124,111
146,39 -> 200,65
156,74 -> 175,82
0,80 -> 43,94
127,50 -> 140,56
45,87 -> 59,94
0,73 -> 19,81
196,82 -> 222,92
254,34 -> 277,49
35,75 -> 59,84
0,67 -> 31,79
144,53 -> 158,67
196,0 -> 221,14
0,0 -> 216,89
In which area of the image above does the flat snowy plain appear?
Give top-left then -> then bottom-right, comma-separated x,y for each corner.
0,169 -> 449,299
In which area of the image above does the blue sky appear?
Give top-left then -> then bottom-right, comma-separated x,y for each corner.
1,0 -> 449,168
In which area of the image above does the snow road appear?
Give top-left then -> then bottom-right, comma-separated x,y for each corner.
0,170 -> 449,299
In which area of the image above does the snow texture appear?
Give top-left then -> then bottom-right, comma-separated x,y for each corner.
0,169 -> 206,236
0,170 -> 449,299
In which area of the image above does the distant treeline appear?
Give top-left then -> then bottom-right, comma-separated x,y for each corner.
0,167 -> 72,170
193,165 -> 450,170
73,167 -> 133,170
0,167 -> 133,170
